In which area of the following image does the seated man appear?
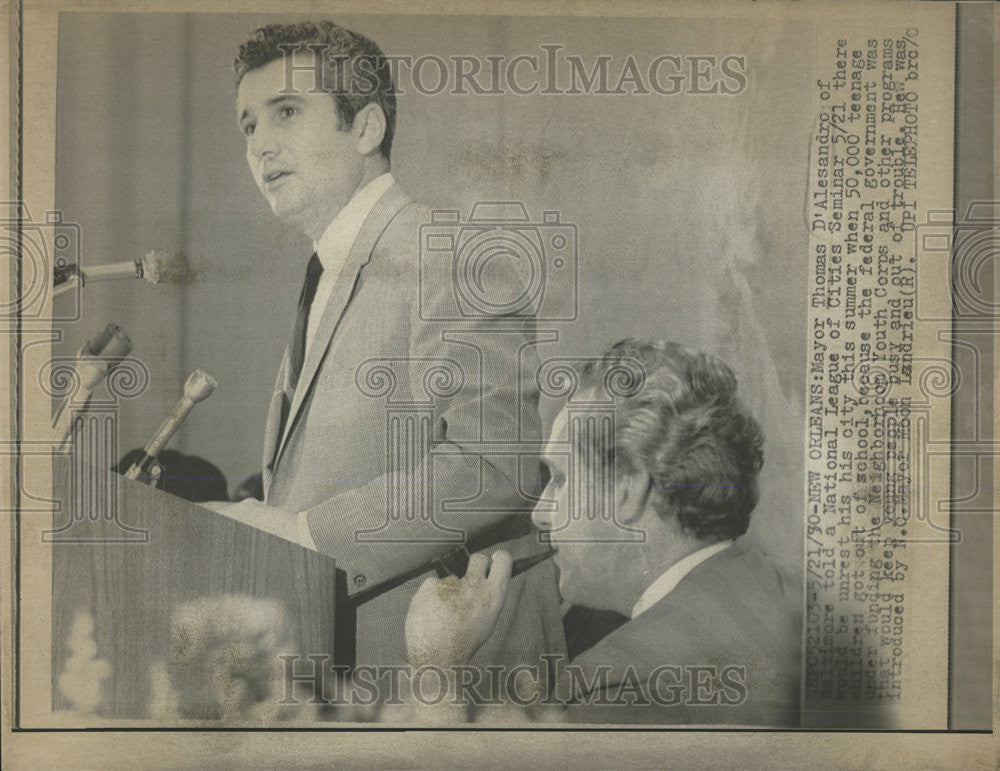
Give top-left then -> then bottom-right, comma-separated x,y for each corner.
405,339 -> 801,726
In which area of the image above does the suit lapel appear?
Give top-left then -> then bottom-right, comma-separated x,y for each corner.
272,183 -> 413,472
262,351 -> 289,497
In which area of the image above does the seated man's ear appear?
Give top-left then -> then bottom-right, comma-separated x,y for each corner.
354,103 -> 386,157
614,469 -> 651,525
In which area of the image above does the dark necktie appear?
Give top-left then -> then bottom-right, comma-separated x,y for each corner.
276,253 -> 323,445
288,252 -> 324,393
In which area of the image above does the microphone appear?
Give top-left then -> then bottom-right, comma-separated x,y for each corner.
124,369 -> 217,484
52,324 -> 133,449
54,251 -> 191,296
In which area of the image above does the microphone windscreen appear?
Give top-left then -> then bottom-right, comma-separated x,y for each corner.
83,324 -> 132,358
142,251 -> 193,285
184,369 -> 217,403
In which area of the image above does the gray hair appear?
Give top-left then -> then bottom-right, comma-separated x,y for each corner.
574,339 -> 764,542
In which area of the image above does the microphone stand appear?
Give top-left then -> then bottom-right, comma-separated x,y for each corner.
125,369 -> 217,487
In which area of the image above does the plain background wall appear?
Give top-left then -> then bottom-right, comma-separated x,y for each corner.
53,13 -> 811,570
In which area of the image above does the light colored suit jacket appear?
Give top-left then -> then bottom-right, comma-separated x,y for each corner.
563,542 -> 801,725
263,183 -> 565,668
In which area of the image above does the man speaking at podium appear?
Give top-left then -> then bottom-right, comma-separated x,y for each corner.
208,21 -> 564,671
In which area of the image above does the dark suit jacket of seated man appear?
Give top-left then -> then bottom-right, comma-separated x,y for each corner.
213,21 -> 565,670
405,340 -> 801,726
561,540 -> 800,725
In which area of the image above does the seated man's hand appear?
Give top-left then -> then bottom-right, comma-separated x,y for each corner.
405,550 -> 512,668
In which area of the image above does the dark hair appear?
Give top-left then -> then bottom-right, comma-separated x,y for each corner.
234,21 -> 397,160
573,339 -> 764,542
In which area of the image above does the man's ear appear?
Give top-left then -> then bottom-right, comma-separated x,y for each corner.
615,469 -> 651,525
354,103 -> 387,156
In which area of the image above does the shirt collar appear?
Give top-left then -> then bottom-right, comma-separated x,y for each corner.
630,540 -> 734,619
313,173 -> 395,271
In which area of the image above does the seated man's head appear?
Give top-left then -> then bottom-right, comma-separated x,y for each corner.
533,339 -> 764,614
234,21 -> 396,240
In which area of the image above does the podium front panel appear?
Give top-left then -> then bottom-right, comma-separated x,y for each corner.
50,458 -> 345,720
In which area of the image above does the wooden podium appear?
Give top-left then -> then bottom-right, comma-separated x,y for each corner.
50,457 -> 353,719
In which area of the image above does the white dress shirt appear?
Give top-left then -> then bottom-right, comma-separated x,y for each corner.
630,540 -> 734,619
209,175 -> 399,549
292,172 -> 395,549
304,172 -> 396,361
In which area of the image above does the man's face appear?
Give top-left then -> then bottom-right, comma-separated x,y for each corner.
533,406 -> 627,610
237,51 -> 365,241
